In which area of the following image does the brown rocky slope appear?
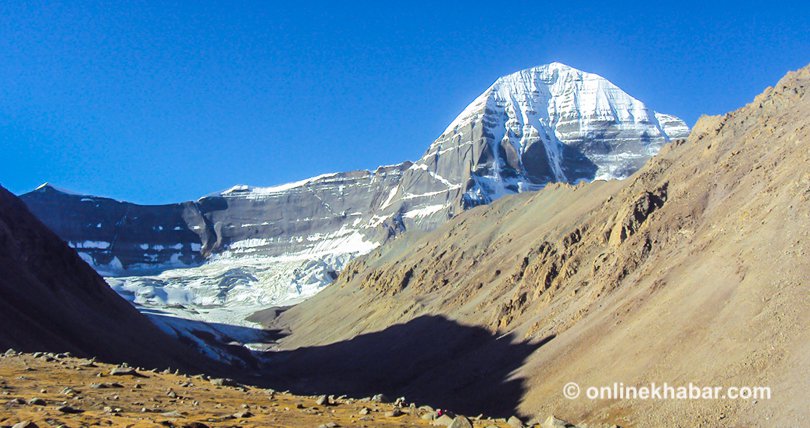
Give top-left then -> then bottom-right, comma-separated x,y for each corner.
265,65 -> 810,426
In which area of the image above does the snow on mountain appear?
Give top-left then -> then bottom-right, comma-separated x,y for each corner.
20,62 -> 689,329
392,62 -> 690,221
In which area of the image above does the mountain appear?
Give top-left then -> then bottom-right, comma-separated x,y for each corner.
19,62 -> 688,325
393,62 -> 689,212
0,185 -> 210,370
264,65 -> 810,426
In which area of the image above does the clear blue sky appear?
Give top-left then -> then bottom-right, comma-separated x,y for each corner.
2,1 -> 807,203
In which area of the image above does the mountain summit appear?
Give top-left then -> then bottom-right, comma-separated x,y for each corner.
394,62 -> 689,210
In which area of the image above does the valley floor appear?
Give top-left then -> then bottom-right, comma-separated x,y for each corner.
0,351 -> 572,428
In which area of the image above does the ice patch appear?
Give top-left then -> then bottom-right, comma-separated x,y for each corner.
402,204 -> 447,219
69,240 -> 111,250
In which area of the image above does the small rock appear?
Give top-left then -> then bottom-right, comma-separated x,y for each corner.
161,410 -> 185,417
110,367 -> 143,377
508,415 -> 525,427
12,421 -> 38,428
209,378 -> 238,387
7,397 -> 25,405
433,414 -> 455,426
27,397 -> 46,406
448,416 -> 473,428
542,415 -> 573,428
315,395 -> 329,406
233,410 -> 253,418
385,408 -> 403,417
371,393 -> 388,402
57,405 -> 84,414
359,407 -> 371,415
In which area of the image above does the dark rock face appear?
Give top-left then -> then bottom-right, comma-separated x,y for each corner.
0,185 -> 207,370
21,163 -> 411,274
21,185 -> 207,274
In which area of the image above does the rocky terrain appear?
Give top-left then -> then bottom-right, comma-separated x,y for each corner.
266,66 -> 810,426
19,63 -> 687,333
0,350 -> 581,428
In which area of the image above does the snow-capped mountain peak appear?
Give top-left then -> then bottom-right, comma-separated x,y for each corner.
411,62 -> 689,207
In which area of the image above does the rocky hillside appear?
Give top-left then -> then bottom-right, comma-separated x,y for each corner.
0,186 -> 208,371
267,66 -> 810,426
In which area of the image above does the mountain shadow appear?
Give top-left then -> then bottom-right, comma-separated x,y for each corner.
261,315 -> 551,417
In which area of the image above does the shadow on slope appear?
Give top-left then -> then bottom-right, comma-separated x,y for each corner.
141,311 -> 287,370
263,315 -> 551,417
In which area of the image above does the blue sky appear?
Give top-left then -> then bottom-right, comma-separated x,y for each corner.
1,1 -> 807,203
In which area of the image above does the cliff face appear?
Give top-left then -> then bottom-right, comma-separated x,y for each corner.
269,66 -> 810,426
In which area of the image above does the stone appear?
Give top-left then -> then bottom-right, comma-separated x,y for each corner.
109,367 -> 142,377
385,408 -> 403,417
56,405 -> 84,414
448,416 -> 473,428
542,415 -> 573,428
358,407 -> 370,415
233,410 -> 253,418
12,421 -> 38,428
315,395 -> 329,406
508,415 -> 525,427
433,414 -> 455,426
27,397 -> 46,405
209,378 -> 238,387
